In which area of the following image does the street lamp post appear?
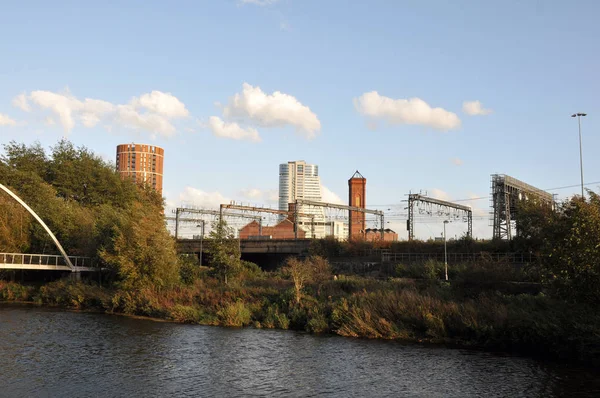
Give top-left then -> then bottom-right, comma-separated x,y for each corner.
571,113 -> 587,198
443,220 -> 449,281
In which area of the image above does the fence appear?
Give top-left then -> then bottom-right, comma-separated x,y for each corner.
381,252 -> 536,264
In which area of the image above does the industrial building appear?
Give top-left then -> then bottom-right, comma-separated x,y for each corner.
348,171 -> 366,240
365,228 -> 398,242
116,143 -> 164,193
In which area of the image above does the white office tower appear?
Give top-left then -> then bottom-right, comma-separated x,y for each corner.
279,161 -> 327,238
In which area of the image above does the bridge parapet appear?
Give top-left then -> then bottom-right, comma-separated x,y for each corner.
0,253 -> 97,272
176,239 -> 312,255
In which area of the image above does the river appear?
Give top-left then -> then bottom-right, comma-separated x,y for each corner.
1,304 -> 598,397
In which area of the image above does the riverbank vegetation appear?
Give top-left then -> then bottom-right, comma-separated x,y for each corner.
1,140 -> 600,366
1,258 -> 599,364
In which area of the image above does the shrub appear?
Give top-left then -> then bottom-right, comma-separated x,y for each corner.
169,304 -> 203,323
0,281 -> 33,301
179,254 -> 202,285
217,301 -> 252,327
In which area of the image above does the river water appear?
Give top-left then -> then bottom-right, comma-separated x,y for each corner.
1,304 -> 598,397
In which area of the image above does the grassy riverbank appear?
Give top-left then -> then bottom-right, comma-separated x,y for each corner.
2,265 -> 599,366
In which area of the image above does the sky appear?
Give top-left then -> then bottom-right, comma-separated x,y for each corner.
1,0 -> 599,240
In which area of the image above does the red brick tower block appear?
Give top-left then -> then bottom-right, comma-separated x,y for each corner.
348,170 -> 366,240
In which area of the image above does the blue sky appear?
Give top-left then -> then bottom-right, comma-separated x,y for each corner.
1,0 -> 599,239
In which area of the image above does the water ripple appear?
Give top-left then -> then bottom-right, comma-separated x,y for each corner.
0,304 -> 599,397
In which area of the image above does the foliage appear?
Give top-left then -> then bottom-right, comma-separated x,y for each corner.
217,301 -> 252,327
179,254 -> 202,285
205,220 -> 241,284
0,140 -> 178,288
515,193 -> 600,304
283,257 -> 312,304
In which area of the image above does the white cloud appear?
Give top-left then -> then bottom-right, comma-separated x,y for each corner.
29,90 -> 80,131
451,158 -> 463,166
12,93 -> 30,112
0,114 -> 17,126
354,91 -> 461,131
130,91 -> 189,118
45,117 -> 56,126
239,0 -> 279,5
14,89 -> 188,137
240,188 -> 263,199
208,116 -> 261,142
116,105 -> 176,137
321,184 -> 345,205
222,83 -> 321,139
238,188 -> 278,205
462,100 -> 492,116
430,188 -> 452,202
178,186 -> 230,209
266,189 -> 279,202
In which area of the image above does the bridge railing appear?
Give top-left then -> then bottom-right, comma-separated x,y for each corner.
381,252 -> 536,264
0,253 -> 95,269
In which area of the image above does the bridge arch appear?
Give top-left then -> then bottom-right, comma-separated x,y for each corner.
0,183 -> 74,270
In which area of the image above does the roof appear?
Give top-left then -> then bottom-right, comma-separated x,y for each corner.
349,170 -> 365,180
365,228 -> 396,233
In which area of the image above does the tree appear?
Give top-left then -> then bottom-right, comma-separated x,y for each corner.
515,192 -> 600,304
0,139 -> 179,289
308,255 -> 331,296
205,219 -> 241,284
283,257 -> 312,304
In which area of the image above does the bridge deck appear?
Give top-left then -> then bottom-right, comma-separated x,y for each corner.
0,253 -> 98,272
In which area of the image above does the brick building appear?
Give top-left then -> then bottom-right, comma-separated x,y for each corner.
349,170 -> 366,240
365,228 -> 398,242
116,143 -> 164,193
239,219 -> 306,240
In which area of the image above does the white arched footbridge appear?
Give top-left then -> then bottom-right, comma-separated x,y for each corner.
0,183 -> 99,273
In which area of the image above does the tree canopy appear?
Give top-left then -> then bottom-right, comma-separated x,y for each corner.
0,139 -> 179,288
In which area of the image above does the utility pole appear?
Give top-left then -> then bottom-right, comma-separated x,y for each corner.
175,207 -> 181,240
443,220 -> 449,281
199,220 -> 205,266
571,113 -> 587,198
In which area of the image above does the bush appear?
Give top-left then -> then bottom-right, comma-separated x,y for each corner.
179,254 -> 202,285
0,281 -> 33,301
169,304 -> 203,323
240,260 -> 263,280
217,301 -> 252,327
307,312 -> 329,333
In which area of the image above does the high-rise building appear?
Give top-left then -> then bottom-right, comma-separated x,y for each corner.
348,170 -> 366,240
278,160 -> 325,237
116,143 -> 164,193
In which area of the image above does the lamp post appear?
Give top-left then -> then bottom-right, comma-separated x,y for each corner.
196,221 -> 205,266
571,113 -> 587,198
443,220 -> 449,281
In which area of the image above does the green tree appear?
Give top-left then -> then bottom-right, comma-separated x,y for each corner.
206,220 -> 241,284
515,192 -> 600,304
99,190 -> 179,289
0,139 -> 178,289
283,257 -> 312,304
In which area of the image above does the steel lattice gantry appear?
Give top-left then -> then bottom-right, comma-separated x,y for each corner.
490,174 -> 553,240
173,207 -> 263,239
407,194 -> 472,241
219,203 -> 316,239
294,199 -> 385,240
